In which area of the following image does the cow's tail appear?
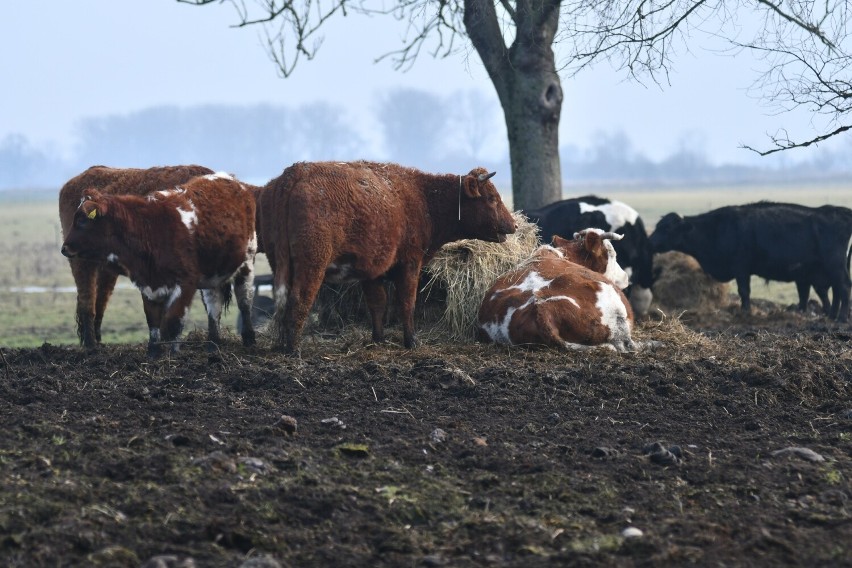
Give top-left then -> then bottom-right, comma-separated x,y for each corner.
271,166 -> 300,348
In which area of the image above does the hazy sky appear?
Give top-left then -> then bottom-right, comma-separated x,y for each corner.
2,1 -> 846,168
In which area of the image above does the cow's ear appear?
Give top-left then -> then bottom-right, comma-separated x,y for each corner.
81,199 -> 107,220
551,235 -> 571,248
461,175 -> 482,198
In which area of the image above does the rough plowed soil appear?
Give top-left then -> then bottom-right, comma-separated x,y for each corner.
1,305 -> 850,567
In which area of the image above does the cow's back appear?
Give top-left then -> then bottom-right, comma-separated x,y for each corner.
59,165 -> 214,238
262,161 -> 421,274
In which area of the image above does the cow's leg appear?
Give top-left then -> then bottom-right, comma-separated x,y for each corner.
233,264 -> 256,347
795,279 -> 813,312
735,274 -> 751,313
271,251 -> 291,352
93,268 -> 120,344
160,285 -> 196,355
69,258 -> 98,349
814,284 -> 831,316
394,263 -> 422,349
283,267 -> 326,357
200,286 -> 227,352
142,298 -> 165,358
361,279 -> 388,343
829,273 -> 851,322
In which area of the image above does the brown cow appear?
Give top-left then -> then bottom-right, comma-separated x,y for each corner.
477,229 -> 644,352
59,165 -> 214,348
258,160 -> 517,355
61,172 -> 258,357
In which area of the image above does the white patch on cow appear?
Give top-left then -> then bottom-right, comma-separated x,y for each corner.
203,171 -> 233,181
630,285 -> 653,316
603,241 -> 630,289
596,282 -> 634,351
106,253 -> 119,264
246,233 -> 258,259
201,288 -> 223,320
480,297 -> 535,345
151,186 -> 187,200
541,295 -> 580,309
624,266 -> 633,280
138,284 -> 182,310
178,202 -> 197,232
275,284 -> 288,310
149,327 -> 160,344
579,200 -> 639,231
491,271 -> 552,301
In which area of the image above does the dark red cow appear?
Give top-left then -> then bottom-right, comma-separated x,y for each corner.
258,160 -> 517,355
477,229 -> 645,352
58,165 -> 214,348
61,172 -> 258,357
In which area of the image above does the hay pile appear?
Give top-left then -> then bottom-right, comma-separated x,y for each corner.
652,251 -> 729,314
422,211 -> 542,341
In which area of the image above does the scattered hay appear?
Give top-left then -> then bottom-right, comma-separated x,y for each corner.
421,212 -> 541,341
652,251 -> 729,315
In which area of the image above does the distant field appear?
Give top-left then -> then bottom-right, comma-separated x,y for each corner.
2,182 -> 850,347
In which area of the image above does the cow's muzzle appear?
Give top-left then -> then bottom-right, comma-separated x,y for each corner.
60,244 -> 77,258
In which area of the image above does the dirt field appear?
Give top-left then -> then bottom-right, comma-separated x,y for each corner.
1,303 -> 851,567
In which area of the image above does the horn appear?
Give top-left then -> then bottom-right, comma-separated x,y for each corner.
477,171 -> 496,182
601,231 -> 624,241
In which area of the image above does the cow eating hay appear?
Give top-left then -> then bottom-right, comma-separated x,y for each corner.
422,211 -> 540,342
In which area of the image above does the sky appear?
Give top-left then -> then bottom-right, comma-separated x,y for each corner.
2,1 -> 847,169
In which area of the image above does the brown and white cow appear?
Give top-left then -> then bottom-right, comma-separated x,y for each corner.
59,165 -> 215,348
61,172 -> 258,357
258,160 -> 517,355
477,229 -> 642,352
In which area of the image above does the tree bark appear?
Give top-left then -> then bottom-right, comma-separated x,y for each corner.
465,0 -> 563,211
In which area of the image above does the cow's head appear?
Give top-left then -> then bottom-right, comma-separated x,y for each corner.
648,212 -> 686,253
61,189 -> 116,260
555,228 -> 630,289
458,168 -> 516,243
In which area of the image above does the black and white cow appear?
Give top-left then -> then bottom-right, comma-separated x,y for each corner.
649,202 -> 852,321
524,196 -> 654,316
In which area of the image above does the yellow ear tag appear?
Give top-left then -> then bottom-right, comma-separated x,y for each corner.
87,209 -> 97,220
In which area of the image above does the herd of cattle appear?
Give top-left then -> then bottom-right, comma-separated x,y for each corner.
57,163 -> 852,357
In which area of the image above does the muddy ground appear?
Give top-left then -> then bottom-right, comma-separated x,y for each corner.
0,303 -> 850,567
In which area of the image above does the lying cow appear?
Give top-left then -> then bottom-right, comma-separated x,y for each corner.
477,229 -> 644,352
59,165 -> 214,348
524,196 -> 654,316
61,172 -> 258,356
649,202 -> 852,321
257,160 -> 517,355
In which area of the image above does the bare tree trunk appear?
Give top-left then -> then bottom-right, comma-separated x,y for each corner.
465,0 -> 563,211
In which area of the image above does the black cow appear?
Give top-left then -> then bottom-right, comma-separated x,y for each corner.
524,196 -> 655,316
649,202 -> 852,321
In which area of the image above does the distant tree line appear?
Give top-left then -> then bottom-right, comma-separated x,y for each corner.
1,88 -> 851,191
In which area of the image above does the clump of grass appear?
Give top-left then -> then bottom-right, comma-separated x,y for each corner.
422,212 -> 541,342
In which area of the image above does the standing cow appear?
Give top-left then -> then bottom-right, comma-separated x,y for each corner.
523,196 -> 655,316
59,165 -> 214,348
649,202 -> 852,321
258,160 -> 517,356
61,173 -> 258,356
478,229 -> 640,351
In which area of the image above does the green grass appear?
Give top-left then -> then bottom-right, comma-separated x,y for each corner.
2,183 -> 851,347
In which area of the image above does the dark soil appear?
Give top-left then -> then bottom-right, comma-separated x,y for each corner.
1,304 -> 851,567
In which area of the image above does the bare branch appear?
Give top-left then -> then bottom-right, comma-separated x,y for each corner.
754,0 -> 836,50
742,124 -> 852,155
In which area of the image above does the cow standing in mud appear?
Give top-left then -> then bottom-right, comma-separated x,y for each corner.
649,202 -> 852,321
257,161 -> 517,356
478,229 -> 648,352
61,173 -> 258,357
59,165 -> 214,348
